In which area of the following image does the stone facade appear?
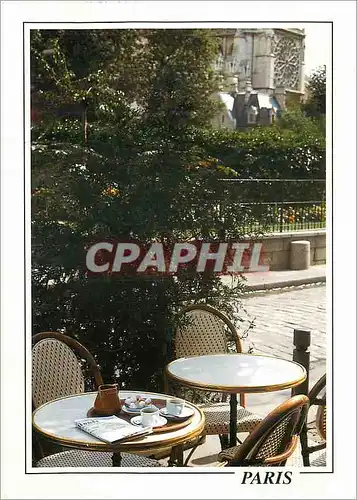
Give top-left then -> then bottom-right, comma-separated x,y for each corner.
214,28 -> 306,129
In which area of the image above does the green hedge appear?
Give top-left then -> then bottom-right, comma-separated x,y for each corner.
193,126 -> 326,202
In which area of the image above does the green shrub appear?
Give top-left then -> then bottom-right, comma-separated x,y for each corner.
192,125 -> 326,204
31,29 -> 251,391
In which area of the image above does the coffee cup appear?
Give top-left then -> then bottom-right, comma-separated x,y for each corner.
140,406 -> 159,427
166,398 -> 184,416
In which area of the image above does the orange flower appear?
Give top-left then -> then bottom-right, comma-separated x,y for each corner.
102,186 -> 120,197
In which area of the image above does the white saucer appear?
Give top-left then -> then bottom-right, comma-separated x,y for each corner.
159,406 -> 194,421
131,415 -> 167,428
122,405 -> 155,415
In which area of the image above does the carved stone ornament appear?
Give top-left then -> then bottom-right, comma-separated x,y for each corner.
273,35 -> 301,90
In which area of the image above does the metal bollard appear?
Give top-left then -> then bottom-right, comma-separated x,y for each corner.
292,328 -> 311,467
292,329 -> 311,397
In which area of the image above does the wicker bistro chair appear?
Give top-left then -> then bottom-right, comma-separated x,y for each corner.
32,331 -> 103,409
32,332 -> 161,468
301,374 -> 327,467
171,305 -> 263,447
217,395 -> 310,467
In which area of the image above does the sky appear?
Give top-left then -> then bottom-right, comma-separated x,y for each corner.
303,23 -> 332,76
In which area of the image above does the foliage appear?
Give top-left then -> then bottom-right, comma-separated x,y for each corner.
189,123 -> 326,236
260,202 -> 326,232
279,202 -> 326,225
275,104 -> 323,137
192,125 -> 325,201
304,65 -> 326,118
32,29 -> 251,390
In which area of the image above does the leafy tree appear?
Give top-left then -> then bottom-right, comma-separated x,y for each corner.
260,67 -> 326,137
31,29 -> 249,389
275,104 -> 323,137
304,65 -> 326,119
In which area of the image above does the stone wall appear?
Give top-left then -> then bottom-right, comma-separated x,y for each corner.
258,229 -> 326,271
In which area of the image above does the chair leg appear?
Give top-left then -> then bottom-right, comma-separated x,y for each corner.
220,433 -> 244,450
168,444 -> 184,467
183,443 -> 199,466
112,452 -> 122,467
182,436 -> 207,466
300,424 -> 311,466
32,431 -> 45,465
219,434 -> 230,450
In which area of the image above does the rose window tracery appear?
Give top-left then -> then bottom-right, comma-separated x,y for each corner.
273,35 -> 301,89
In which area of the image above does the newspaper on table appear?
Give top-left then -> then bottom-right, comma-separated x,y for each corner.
75,416 -> 152,444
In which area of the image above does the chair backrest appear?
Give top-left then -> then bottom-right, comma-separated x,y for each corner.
220,395 -> 309,466
297,373 -> 326,467
316,404 -> 326,441
32,332 -> 103,408
309,374 -> 326,441
172,304 -> 245,406
174,304 -> 242,358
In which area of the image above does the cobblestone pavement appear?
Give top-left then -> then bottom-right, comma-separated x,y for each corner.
238,283 -> 327,413
240,283 -> 326,364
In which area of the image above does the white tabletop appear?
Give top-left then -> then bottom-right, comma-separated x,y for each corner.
32,390 -> 205,454
166,353 -> 306,394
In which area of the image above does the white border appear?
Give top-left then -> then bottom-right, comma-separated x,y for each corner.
1,1 -> 356,499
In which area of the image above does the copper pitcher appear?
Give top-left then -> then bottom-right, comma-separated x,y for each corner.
93,384 -> 121,416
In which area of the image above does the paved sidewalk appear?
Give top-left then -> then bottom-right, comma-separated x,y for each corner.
221,264 -> 326,292
243,265 -> 326,291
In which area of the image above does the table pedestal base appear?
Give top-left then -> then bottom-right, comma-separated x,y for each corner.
229,393 -> 238,447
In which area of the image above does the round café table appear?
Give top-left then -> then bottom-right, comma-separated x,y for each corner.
165,353 -> 306,447
32,390 -> 205,467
